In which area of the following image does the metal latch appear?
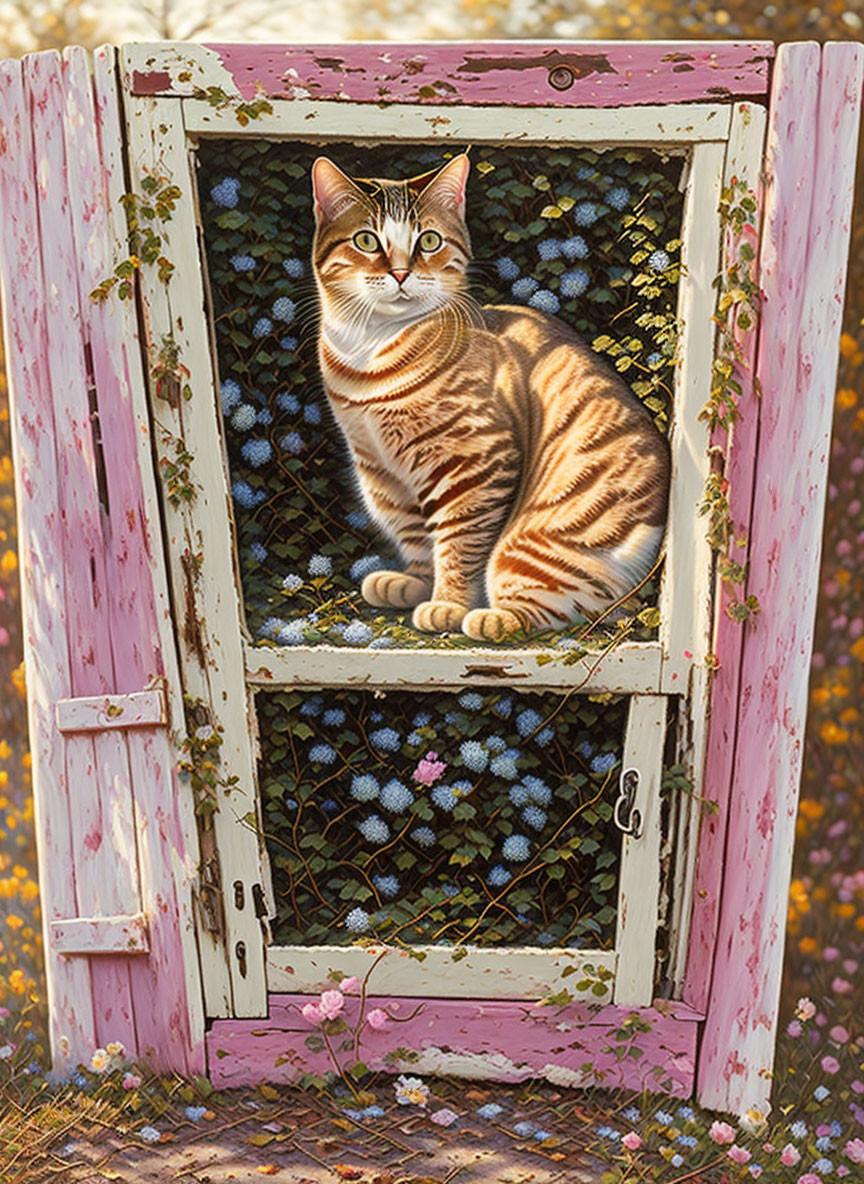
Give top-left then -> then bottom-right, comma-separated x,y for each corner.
614,767 -> 643,838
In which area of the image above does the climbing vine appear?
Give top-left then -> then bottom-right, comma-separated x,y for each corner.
178,696 -> 237,821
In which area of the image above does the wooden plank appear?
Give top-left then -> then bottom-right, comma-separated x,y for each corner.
50,914 -> 150,956
267,945 -> 617,1001
613,696 -> 667,1005
87,46 -> 207,1070
122,41 -> 774,106
698,41 -> 863,1115
183,98 -> 733,144
123,91 -> 267,1017
0,56 -> 97,1072
682,100 -> 768,1008
658,141 -> 725,688
245,641 -> 664,694
208,995 -> 700,1094
56,689 -> 167,734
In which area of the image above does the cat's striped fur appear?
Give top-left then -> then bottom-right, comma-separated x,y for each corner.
311,154 -> 670,640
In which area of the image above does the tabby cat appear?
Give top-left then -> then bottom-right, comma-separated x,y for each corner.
311,153 -> 670,640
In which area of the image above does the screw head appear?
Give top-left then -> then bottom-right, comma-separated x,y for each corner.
548,65 -> 575,91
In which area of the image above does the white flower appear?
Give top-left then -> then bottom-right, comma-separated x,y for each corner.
90,1048 -> 110,1073
739,1106 -> 769,1137
395,1074 -> 429,1107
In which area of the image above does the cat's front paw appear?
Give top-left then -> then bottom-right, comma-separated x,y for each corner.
462,607 -> 525,641
362,571 -> 432,609
412,600 -> 468,633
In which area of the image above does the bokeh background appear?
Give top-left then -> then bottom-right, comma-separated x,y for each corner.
0,0 -> 862,1126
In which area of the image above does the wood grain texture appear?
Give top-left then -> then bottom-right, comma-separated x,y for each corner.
50,914 -> 150,955
208,994 -> 700,1095
56,689 -> 168,734
682,101 -> 767,1008
0,55 -> 97,1071
122,41 -> 773,106
697,41 -> 863,1114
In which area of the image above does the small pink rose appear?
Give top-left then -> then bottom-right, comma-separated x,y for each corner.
366,1009 -> 389,1030
122,1072 -> 141,1091
727,1145 -> 751,1165
830,1025 -> 849,1044
710,1120 -> 736,1144
844,1137 -> 864,1164
833,978 -> 853,995
781,1144 -> 801,1166
797,1174 -> 823,1184
301,1002 -> 323,1025
318,990 -> 345,1021
762,1142 -> 776,1154
821,1055 -> 841,1075
622,1132 -> 642,1151
339,976 -> 360,994
430,1108 -> 458,1127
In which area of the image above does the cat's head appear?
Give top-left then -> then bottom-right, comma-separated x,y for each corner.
311,154 -> 471,329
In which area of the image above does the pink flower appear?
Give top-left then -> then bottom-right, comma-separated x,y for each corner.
830,1025 -> 849,1044
781,1144 -> 801,1166
727,1145 -> 751,1165
787,1020 -> 803,1038
338,976 -> 360,994
0,1007 -> 9,1020
796,997 -> 816,1021
622,1132 -> 642,1150
301,1002 -> 323,1025
762,1142 -> 776,1154
318,990 -> 345,1021
366,1009 -> 389,1030
852,1080 -> 864,1095
797,1175 -> 823,1184
413,752 -> 447,787
844,1138 -> 864,1164
430,1108 -> 458,1126
710,1120 -> 736,1144
832,978 -> 853,995
122,1073 -> 141,1091
821,1055 -> 841,1074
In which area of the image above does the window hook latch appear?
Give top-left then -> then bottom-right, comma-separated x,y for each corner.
614,767 -> 643,839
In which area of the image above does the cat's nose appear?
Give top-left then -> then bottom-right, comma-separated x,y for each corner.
390,269 -> 410,285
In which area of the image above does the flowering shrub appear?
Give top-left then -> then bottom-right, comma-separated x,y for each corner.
198,139 -> 683,648
259,687 -> 627,948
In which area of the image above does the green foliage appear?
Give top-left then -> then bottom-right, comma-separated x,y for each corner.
89,173 -> 180,302
178,697 -> 238,820
197,139 -> 684,649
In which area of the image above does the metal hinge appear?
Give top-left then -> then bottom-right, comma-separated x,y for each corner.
198,853 -> 226,941
614,767 -> 643,839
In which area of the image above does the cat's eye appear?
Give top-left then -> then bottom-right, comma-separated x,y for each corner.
352,230 -> 380,253
418,230 -> 443,253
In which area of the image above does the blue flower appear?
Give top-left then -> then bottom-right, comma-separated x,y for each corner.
452,780 -> 472,796
358,815 -> 390,844
487,865 -> 511,887
412,712 -> 432,727
249,542 -> 267,562
647,351 -> 664,368
406,731 -> 422,746
484,735 -> 507,753
280,431 -> 304,455
522,805 -> 547,830
308,554 -> 333,577
591,752 -> 618,774
380,779 -> 414,813
648,249 -> 670,272
445,711 -> 468,728
509,784 -> 530,807
362,1104 -> 385,1118
537,239 -> 562,260
257,409 -> 273,425
534,726 -> 555,747
492,697 -> 512,718
528,289 -> 560,314
523,775 -> 552,806
272,296 -> 296,322
502,834 -> 531,861
370,727 -> 401,752
677,1134 -> 697,1147
139,1125 -> 161,1143
300,696 -> 324,716
230,254 -> 256,271
431,784 -> 458,812
441,883 -> 459,898
185,1105 -> 207,1121
350,555 -> 384,581
573,201 -> 599,226
513,1120 -> 536,1136
561,268 -> 591,297
813,1158 -> 833,1174
252,317 -> 273,338
277,621 -> 308,645
276,391 -> 300,413
536,931 -> 555,946
283,257 -> 305,277
259,616 -> 285,639
562,235 -> 589,259
606,186 -> 630,210
304,403 -> 322,425
411,826 -> 436,847
458,691 -> 484,711
534,1130 -> 553,1142
790,1120 -> 808,1139
308,743 -> 337,765
815,1137 -> 834,1151
460,740 -> 488,773
25,1061 -> 42,1075
372,875 -> 398,899
369,637 -> 394,649
476,1103 -> 503,1120
623,1107 -> 641,1123
345,508 -> 370,529
370,712 -> 383,723
829,1122 -> 842,1138
280,336 -> 298,352
496,257 -> 520,280
322,708 -> 346,726
516,708 -> 543,737
670,1155 -> 684,1168
490,752 -> 520,780
231,479 -> 263,508
351,774 -> 379,801
343,621 -> 374,646
511,276 -> 539,300
211,177 -> 240,208
282,573 -> 303,593
815,1086 -> 831,1101
345,907 -> 369,932
220,378 -> 242,411
231,403 -> 257,431
655,1110 -> 674,1126
241,438 -> 273,468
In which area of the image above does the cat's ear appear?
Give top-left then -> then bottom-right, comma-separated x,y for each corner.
311,157 -> 364,223
418,154 -> 470,211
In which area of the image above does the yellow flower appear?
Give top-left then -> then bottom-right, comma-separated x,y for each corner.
5,914 -> 23,930
106,1040 -> 126,1058
820,722 -> 849,745
840,331 -> 859,359
9,969 -> 25,994
836,387 -> 857,410
90,1048 -> 109,1073
0,741 -> 11,760
20,881 -> 38,902
0,549 -> 16,574
852,637 -> 864,663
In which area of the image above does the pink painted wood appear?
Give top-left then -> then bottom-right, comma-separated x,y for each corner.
55,689 -> 168,734
683,110 -> 767,1013
26,49 -> 138,1057
697,41 -> 864,1114
133,41 -> 773,106
0,56 -> 97,1070
208,995 -> 700,1095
